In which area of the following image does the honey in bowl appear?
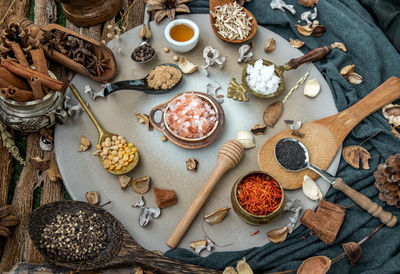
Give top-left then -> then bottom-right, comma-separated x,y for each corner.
170,24 -> 194,42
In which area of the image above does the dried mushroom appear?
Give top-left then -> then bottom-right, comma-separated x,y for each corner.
264,37 -> 276,53
178,56 -> 198,74
136,113 -> 152,131
296,20 -> 326,37
267,225 -> 289,243
304,78 -> 320,97
290,38 -> 304,49
302,175 -> 322,200
383,104 -> 400,126
190,240 -> 207,254
340,65 -> 363,85
201,46 -> 226,76
186,158 -> 198,171
342,242 -> 362,265
270,0 -> 296,15
138,207 -> 161,227
118,175 -> 132,190
204,207 -> 230,224
79,136 -> 91,152
236,130 -> 255,149
251,124 -> 267,135
342,146 -> 371,169
237,44 -> 253,63
206,81 -> 224,104
263,101 -> 283,127
85,191 -> 99,205
132,196 -> 145,208
297,256 -> 331,274
300,7 -> 317,25
331,42 -> 347,52
131,176 -> 151,194
298,0 -> 319,7
153,187 -> 177,208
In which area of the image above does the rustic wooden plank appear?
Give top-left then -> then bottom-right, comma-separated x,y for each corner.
0,0 -> 31,28
66,20 -> 102,41
0,134 -> 42,272
34,0 -> 57,26
0,134 -> 13,207
122,0 -> 146,30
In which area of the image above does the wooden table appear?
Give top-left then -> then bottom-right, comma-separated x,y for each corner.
0,1 -> 218,272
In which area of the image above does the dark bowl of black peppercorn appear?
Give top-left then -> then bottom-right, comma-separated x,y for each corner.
131,42 -> 155,63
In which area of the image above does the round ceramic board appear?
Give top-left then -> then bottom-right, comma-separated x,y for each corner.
55,14 -> 340,254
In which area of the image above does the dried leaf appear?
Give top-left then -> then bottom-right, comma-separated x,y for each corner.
289,38 -> 304,48
297,256 -> 331,274
342,242 -> 362,265
78,136 -> 91,152
331,42 -> 347,52
175,4 -> 191,13
167,9 -> 176,20
132,176 -> 151,194
136,113 -> 152,131
85,191 -> 99,206
154,10 -> 168,23
342,146 -> 370,169
263,101 -> 283,127
204,207 -> 230,224
267,226 -> 289,243
119,175 -> 132,190
251,124 -> 267,135
236,258 -> 253,274
264,37 -> 276,53
0,215 -> 19,227
153,187 -> 177,208
298,0 -> 319,7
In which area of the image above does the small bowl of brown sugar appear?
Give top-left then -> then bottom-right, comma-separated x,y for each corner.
146,64 -> 183,91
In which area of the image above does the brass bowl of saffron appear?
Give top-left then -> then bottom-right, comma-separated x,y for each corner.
231,171 -> 285,225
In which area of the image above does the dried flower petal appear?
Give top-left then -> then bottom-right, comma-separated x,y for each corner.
237,44 -> 253,63
85,191 -> 99,205
204,207 -> 230,224
132,176 -> 151,194
342,242 -> 362,265
267,225 -> 289,243
331,42 -> 347,52
136,113 -> 152,131
186,158 -> 198,171
79,136 -> 91,152
289,38 -> 304,48
264,37 -> 276,53
263,101 -> 283,127
297,256 -> 331,274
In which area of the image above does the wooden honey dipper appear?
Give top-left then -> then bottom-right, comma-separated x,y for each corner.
166,140 -> 244,248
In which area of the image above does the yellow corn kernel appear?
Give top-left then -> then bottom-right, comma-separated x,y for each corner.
128,157 -> 133,162
116,165 -> 122,170
123,143 -> 127,148
108,155 -> 114,160
132,147 -> 137,153
128,143 -> 133,147
109,165 -> 115,170
123,161 -> 129,166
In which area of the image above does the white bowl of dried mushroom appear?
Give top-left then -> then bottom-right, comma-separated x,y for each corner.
164,19 -> 199,53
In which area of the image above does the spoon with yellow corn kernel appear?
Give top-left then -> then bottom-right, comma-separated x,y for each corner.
69,84 -> 139,175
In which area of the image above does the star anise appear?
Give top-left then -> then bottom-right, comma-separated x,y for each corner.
146,0 -> 192,23
86,52 -> 111,77
40,29 -> 69,55
0,205 -> 20,238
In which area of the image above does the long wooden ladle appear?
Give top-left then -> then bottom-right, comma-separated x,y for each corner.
167,140 -> 244,248
258,76 -> 400,190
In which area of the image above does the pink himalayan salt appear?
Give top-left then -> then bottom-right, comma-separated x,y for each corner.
166,93 -> 217,139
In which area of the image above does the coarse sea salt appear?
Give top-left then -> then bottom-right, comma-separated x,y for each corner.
246,59 -> 281,95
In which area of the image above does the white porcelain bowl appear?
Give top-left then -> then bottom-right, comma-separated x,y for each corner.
164,19 -> 199,53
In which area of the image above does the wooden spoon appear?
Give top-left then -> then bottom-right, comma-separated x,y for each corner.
28,201 -> 219,273
258,76 -> 400,189
209,0 -> 258,43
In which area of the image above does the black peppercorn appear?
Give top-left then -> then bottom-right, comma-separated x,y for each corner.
131,43 -> 155,62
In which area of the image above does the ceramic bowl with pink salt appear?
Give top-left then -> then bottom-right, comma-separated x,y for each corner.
164,93 -> 219,142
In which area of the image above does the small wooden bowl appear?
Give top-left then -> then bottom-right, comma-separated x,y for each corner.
231,171 -> 285,225
209,0 -> 257,44
149,92 -> 225,149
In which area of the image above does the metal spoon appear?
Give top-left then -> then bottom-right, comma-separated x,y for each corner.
69,84 -> 139,175
274,137 -> 396,227
93,63 -> 183,98
132,4 -> 155,64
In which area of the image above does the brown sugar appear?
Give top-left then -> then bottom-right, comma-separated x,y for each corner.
146,65 -> 182,90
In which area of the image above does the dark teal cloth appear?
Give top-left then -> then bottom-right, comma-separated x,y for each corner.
165,0 -> 400,273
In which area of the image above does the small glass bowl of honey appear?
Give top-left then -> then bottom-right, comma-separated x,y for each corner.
164,19 -> 199,53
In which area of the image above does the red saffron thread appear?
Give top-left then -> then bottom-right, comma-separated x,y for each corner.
249,229 -> 260,236
237,174 -> 282,216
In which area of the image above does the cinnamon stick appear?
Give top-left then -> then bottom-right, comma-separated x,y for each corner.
0,87 -> 34,102
31,48 -> 49,94
10,43 -> 29,67
0,77 -> 12,89
1,59 -> 66,92
30,76 -> 45,99
0,67 -> 29,90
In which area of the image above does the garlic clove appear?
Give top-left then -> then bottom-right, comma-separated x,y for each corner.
178,56 -> 198,74
264,37 -> 276,53
302,175 -> 322,201
236,130 -> 255,149
304,78 -> 320,97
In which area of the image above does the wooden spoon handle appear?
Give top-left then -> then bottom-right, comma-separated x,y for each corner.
287,46 -> 331,70
333,178 -> 397,227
